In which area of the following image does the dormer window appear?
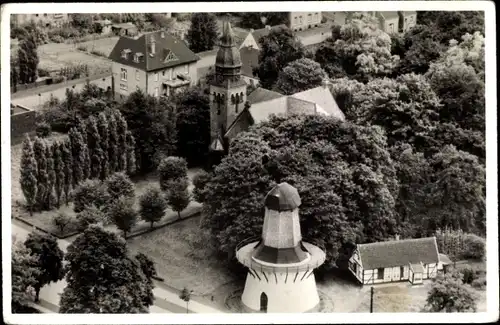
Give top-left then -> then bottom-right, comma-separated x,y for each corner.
164,49 -> 178,63
133,52 -> 143,63
121,49 -> 132,59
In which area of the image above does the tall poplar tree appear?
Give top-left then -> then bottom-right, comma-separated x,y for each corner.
53,141 -> 65,207
20,136 -> 38,215
68,127 -> 86,187
86,116 -> 103,179
115,111 -> 129,172
126,131 -> 136,176
45,145 -> 56,209
60,140 -> 73,205
18,34 -> 39,84
97,112 -> 110,180
33,137 -> 48,210
186,13 -> 218,53
107,111 -> 119,174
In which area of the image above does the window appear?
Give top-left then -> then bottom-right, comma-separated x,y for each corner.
120,68 -> 127,81
155,73 -> 159,82
135,70 -> 140,81
389,23 -> 394,33
377,268 -> 384,280
299,16 -> 303,24
294,17 -> 298,25
315,13 -> 319,22
43,14 -> 48,17
120,83 -> 128,91
35,14 -> 39,17
231,94 -> 235,104
185,64 -> 189,74
240,92 -> 244,103
400,266 -> 404,278
308,14 -> 312,23
154,87 -> 159,97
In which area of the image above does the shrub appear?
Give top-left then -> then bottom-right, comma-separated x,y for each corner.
192,170 -> 210,203
471,277 -> 486,290
77,45 -> 88,52
52,212 -> 71,234
90,49 -> 106,57
158,156 -> 188,192
105,172 -> 135,202
49,35 -> 65,43
462,234 -> 486,260
460,267 -> 477,284
75,205 -> 106,232
73,179 -> 110,213
35,121 -> 52,138
38,68 -> 50,78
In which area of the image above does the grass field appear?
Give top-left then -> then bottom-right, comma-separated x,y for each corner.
76,36 -> 119,57
127,215 -> 236,296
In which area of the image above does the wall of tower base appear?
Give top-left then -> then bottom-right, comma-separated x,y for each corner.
241,269 -> 320,313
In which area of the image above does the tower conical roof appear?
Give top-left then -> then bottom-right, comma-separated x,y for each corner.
215,20 -> 242,69
264,182 -> 301,212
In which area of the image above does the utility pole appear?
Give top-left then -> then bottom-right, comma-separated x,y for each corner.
370,286 -> 374,313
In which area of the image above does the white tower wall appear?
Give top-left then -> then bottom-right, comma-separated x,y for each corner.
241,269 -> 320,313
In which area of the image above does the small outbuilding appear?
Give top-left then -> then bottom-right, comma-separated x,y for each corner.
348,237 -> 450,285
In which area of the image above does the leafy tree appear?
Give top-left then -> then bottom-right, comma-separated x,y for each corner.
18,34 -> 39,84
119,91 -> 177,173
59,225 -> 153,313
255,26 -> 305,89
315,14 -> 399,81
166,178 -> 191,220
425,272 -> 477,312
52,212 -> 71,235
33,137 -> 48,210
76,205 -> 107,232
105,172 -> 136,203
134,253 -> 156,307
239,12 -> 264,29
417,11 -> 484,45
35,121 -> 52,138
60,140 -> 73,205
158,156 -> 188,191
52,142 -> 65,207
422,146 -> 485,235
202,115 -> 399,267
462,234 -> 486,260
115,111 -> 129,172
149,13 -> 175,31
73,179 -> 110,213
262,12 -> 289,27
97,112 -> 110,180
70,13 -> 93,30
186,13 -> 218,53
179,287 -> 191,313
11,240 -> 40,312
275,58 -> 326,95
139,186 -> 168,229
11,56 -> 19,92
20,136 -> 38,215
107,110 -> 119,174
192,170 -> 211,203
109,196 -> 138,239
44,145 -> 56,209
175,87 -> 211,166
125,131 -> 137,176
68,127 -> 88,187
24,233 -> 65,302
86,116 -> 103,179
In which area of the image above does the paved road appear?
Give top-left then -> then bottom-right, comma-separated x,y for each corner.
11,221 -> 223,314
11,75 -> 113,111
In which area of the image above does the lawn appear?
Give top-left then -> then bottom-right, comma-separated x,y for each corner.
76,36 -> 119,57
127,214 -> 236,296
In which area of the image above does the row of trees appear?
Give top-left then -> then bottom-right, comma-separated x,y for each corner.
20,109 -> 136,214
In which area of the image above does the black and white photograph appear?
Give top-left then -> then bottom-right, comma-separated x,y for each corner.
1,1 -> 497,324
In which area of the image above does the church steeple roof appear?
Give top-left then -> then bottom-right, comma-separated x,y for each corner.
215,20 -> 242,69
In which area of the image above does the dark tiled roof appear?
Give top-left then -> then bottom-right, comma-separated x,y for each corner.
264,182 -> 302,211
247,87 -> 284,105
251,24 -> 289,45
239,46 -> 259,77
378,11 -> 400,19
358,237 -> 439,270
108,30 -> 199,72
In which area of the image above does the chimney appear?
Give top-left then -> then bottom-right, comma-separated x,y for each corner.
265,25 -> 271,30
150,35 -> 156,55
395,234 -> 400,241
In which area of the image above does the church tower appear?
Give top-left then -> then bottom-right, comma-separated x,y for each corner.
209,20 -> 248,153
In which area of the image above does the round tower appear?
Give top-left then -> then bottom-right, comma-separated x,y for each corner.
236,182 -> 326,313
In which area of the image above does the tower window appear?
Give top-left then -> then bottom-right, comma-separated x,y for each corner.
240,92 -> 244,103
231,94 -> 235,104
213,92 -> 217,102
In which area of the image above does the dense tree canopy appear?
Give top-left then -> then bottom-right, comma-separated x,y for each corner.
18,34 -> 39,84
255,27 -> 306,90
425,272 -> 477,312
315,14 -> 399,81
59,225 -> 153,313
200,115 -> 399,268
186,13 -> 218,53
12,240 -> 40,312
275,58 -> 326,95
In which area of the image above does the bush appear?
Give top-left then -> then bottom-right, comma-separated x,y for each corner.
38,68 -> 50,78
41,107 -> 76,133
73,179 -> 110,213
158,156 -> 188,192
192,170 -> 211,203
90,49 -> 106,57
462,234 -> 486,260
75,205 -> 107,232
105,172 -> 135,202
460,267 -> 477,284
49,35 -> 65,43
471,277 -> 486,290
52,212 -> 71,234
35,121 -> 52,138
77,45 -> 88,52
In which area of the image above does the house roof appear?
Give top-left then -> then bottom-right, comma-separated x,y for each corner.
378,11 -> 400,20
357,237 -> 440,270
400,11 -> 417,17
108,30 -> 199,72
240,46 -> 259,77
439,253 -> 453,265
411,263 -> 424,273
233,29 -> 251,47
251,24 -> 289,45
247,87 -> 285,105
291,86 -> 345,121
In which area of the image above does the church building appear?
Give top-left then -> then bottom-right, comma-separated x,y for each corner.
209,21 -> 345,154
